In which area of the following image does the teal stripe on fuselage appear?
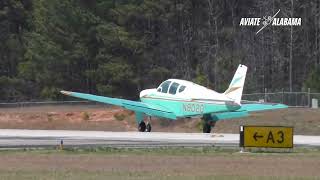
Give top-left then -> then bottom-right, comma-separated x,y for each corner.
140,97 -> 239,118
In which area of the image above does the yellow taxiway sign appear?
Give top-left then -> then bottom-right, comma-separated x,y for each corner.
240,126 -> 293,148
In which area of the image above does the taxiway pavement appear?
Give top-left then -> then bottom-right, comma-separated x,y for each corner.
0,129 -> 319,148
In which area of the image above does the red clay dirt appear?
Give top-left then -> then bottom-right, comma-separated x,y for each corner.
0,105 -> 319,135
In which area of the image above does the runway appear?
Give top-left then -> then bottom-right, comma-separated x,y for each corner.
0,129 -> 319,148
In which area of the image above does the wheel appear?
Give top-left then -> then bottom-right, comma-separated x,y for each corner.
202,122 -> 211,133
146,123 -> 152,132
138,122 -> 146,132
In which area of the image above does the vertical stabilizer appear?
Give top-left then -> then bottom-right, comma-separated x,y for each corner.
223,64 -> 247,104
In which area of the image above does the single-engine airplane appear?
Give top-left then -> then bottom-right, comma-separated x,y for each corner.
61,64 -> 287,133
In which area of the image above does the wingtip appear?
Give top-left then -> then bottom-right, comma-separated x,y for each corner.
60,90 -> 72,95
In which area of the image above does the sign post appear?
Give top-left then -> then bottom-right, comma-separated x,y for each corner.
240,126 -> 293,149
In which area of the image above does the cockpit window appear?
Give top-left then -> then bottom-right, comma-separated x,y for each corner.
169,82 -> 179,95
158,81 -> 171,93
178,85 -> 186,93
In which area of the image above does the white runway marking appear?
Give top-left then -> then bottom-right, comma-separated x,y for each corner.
0,129 -> 319,148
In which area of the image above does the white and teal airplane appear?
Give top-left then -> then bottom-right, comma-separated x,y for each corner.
61,64 -> 287,133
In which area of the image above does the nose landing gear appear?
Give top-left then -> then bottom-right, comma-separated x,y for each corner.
138,121 -> 146,132
138,116 -> 152,132
146,123 -> 152,132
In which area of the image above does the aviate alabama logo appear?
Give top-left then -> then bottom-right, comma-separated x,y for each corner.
239,9 -> 301,35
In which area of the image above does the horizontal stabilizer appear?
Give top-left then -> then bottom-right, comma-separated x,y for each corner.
210,102 -> 287,121
238,102 -> 288,112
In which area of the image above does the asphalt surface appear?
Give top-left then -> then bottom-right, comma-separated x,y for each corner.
0,129 -> 319,148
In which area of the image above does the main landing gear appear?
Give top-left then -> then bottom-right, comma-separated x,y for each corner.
203,121 -> 216,133
138,117 -> 152,132
138,121 -> 146,132
202,114 -> 216,133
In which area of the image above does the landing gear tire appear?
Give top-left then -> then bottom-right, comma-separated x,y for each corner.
203,122 -> 212,133
146,123 -> 152,132
138,122 -> 146,132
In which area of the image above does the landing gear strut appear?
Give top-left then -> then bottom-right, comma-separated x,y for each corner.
146,116 -> 152,132
146,123 -> 152,132
203,122 -> 211,133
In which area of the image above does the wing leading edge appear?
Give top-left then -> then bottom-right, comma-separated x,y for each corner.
60,91 -> 176,120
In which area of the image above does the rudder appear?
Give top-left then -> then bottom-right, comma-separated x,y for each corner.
223,64 -> 247,104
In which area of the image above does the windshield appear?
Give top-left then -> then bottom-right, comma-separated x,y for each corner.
157,81 -> 172,93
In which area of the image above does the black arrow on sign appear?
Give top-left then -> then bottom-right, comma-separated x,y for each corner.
253,132 -> 263,141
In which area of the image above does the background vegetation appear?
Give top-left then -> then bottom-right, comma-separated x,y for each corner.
0,0 -> 319,102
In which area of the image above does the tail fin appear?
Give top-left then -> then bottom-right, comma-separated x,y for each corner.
223,64 -> 247,104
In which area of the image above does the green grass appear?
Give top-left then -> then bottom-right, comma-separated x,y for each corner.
1,146 -> 320,157
0,147 -> 320,180
0,170 -> 318,180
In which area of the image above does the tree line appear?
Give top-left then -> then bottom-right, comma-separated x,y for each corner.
0,0 -> 319,102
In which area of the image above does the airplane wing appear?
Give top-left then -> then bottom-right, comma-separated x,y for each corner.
60,91 -> 176,120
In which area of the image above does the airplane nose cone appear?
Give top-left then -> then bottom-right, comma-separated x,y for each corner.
140,89 -> 156,98
139,89 -> 148,98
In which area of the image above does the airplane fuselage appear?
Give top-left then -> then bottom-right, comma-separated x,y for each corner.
139,79 -> 240,118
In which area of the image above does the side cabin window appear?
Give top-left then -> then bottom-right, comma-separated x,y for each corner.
157,81 -> 171,93
178,85 -> 186,93
169,82 -> 179,95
